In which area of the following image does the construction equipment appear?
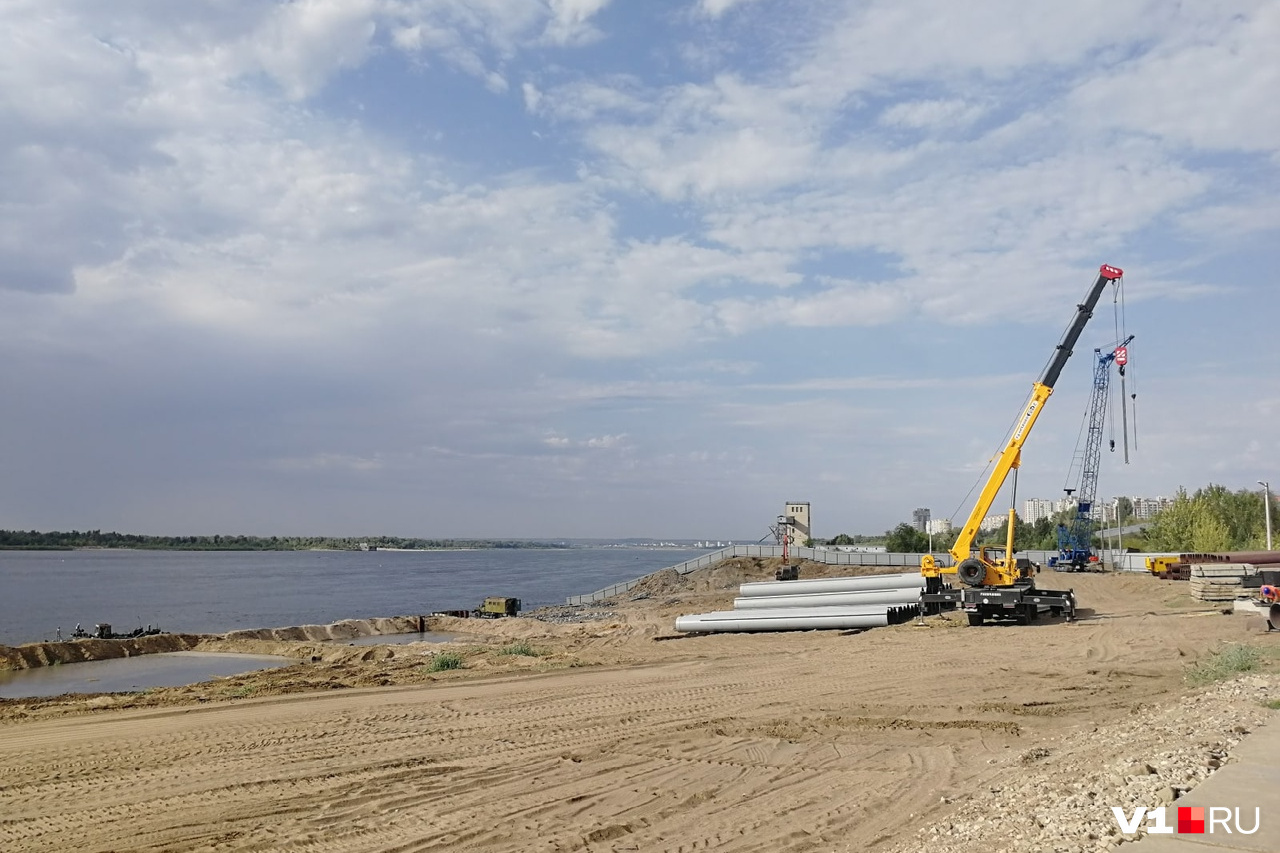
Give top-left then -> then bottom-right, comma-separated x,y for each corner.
921,264 -> 1125,625
1053,334 -> 1134,570
475,597 -> 521,618
1146,555 -> 1183,578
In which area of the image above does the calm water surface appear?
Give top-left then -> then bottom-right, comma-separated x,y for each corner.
0,651 -> 293,699
0,547 -> 713,646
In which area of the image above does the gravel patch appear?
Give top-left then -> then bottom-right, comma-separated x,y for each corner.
888,674 -> 1279,853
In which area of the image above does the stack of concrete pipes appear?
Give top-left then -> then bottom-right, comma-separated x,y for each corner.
673,572 -> 924,633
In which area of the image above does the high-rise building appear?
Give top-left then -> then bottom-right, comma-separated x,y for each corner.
980,513 -> 1008,531
1132,496 -> 1174,519
1022,498 -> 1056,524
912,507 -> 931,532
1057,495 -> 1176,525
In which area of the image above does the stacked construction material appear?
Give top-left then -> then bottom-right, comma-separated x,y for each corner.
1154,551 -> 1280,581
1192,551 -> 1280,565
674,572 -> 924,633
1189,563 -> 1256,602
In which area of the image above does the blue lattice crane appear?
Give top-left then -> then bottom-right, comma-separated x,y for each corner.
1054,334 -> 1134,570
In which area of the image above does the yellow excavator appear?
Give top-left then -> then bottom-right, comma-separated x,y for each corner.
921,264 -> 1125,625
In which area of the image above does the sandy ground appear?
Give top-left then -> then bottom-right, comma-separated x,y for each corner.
1,557 -> 1278,852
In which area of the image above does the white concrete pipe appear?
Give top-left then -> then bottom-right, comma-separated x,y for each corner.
738,572 -> 925,598
674,605 -> 892,633
732,587 -> 922,610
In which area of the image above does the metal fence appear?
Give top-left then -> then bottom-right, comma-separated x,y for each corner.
564,545 -> 1165,605
564,545 -> 950,605
1098,550 -> 1167,572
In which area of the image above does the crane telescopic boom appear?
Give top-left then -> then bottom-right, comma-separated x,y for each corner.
920,264 -> 1123,625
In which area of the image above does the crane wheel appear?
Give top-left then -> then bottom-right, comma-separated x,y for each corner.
967,613 -> 985,626
957,558 -> 986,587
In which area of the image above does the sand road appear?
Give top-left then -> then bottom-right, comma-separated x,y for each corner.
0,569 -> 1276,852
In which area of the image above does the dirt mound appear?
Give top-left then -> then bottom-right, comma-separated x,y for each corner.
220,615 -> 425,642
0,616 -> 432,671
614,567 -> 690,598
679,555 -> 909,592
0,634 -> 202,670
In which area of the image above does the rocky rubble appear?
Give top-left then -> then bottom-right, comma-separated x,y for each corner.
889,675 -> 1279,853
526,604 -> 621,624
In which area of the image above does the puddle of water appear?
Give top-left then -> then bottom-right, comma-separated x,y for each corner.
0,651 -> 293,699
336,631 -> 456,647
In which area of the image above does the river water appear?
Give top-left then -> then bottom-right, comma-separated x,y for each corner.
0,652 -> 295,700
0,547 -> 714,647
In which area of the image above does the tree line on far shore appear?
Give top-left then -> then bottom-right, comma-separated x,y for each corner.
816,483 -> 1275,555
0,530 -> 566,551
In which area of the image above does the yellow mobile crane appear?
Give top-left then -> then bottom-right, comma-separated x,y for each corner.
921,264 -> 1125,625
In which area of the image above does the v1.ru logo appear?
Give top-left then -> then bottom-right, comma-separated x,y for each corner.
1112,806 -> 1260,835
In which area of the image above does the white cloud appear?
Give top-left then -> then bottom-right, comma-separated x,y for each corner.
253,0 -> 380,99
696,0 -> 765,18
579,74 -> 821,198
544,0 -> 613,45
879,98 -> 986,129
537,79 -> 652,122
794,0 -> 1171,103
386,0 -> 612,83
1067,2 -> 1280,153
715,281 -> 906,333
269,452 -> 385,472
521,81 -> 543,112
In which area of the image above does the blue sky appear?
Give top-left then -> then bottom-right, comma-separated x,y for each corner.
1,0 -> 1277,539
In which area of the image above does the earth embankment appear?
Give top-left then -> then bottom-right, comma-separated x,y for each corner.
0,634 -> 202,670
0,615 -> 428,671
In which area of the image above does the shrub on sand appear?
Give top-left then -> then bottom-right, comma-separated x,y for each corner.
427,651 -> 464,672
497,641 -> 541,657
1187,645 -> 1261,686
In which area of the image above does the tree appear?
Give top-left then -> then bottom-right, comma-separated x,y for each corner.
884,523 -> 929,553
1115,496 -> 1134,525
1030,516 -> 1055,550
1143,484 -> 1270,552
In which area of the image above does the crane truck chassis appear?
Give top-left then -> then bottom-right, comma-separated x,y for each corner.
921,557 -> 1078,625
919,264 -> 1124,625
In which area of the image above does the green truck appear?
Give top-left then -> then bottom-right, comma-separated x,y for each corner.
475,597 -> 521,618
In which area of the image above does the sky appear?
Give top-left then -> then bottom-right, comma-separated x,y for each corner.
1,0 -> 1277,540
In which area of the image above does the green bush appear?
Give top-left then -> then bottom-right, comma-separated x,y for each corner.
1187,645 -> 1261,686
428,651 -> 464,672
497,641 -> 541,657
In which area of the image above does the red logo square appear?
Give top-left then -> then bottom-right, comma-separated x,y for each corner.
1178,807 -> 1205,834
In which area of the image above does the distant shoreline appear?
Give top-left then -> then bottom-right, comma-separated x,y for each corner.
0,543 -> 718,553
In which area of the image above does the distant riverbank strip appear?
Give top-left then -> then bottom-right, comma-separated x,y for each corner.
0,530 -> 568,551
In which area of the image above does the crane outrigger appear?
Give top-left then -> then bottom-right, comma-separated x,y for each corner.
921,264 -> 1124,625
